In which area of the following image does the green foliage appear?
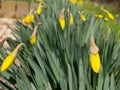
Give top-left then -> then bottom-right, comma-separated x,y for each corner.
0,0 -> 120,90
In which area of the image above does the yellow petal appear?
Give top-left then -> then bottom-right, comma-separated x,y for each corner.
90,53 -> 101,73
59,17 -> 65,30
102,9 -> 114,20
30,35 -> 36,44
80,14 -> 86,22
107,12 -> 114,20
77,0 -> 83,6
1,43 -> 24,72
96,14 -> 103,19
24,14 -> 34,25
70,14 -> 74,25
1,52 -> 15,72
70,0 -> 77,4
36,6 -> 42,15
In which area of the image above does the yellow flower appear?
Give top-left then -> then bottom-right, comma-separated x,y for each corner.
30,25 -> 39,44
102,9 -> 114,20
24,14 -> 34,25
1,43 -> 24,72
90,36 -> 101,73
80,14 -> 86,22
70,14 -> 74,25
107,12 -> 114,20
90,53 -> 101,73
77,0 -> 83,6
59,17 -> 65,30
70,0 -> 77,4
36,6 -> 42,15
30,35 -> 36,44
96,14 -> 103,19
59,8 -> 65,30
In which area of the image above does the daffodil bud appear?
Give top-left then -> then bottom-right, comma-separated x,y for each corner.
102,9 -> 114,20
36,2 -> 46,15
78,11 -> 86,22
70,13 -> 74,25
70,0 -> 77,4
90,36 -> 99,54
96,14 -> 103,19
36,6 -> 42,15
1,43 -> 24,72
90,36 -> 101,73
59,8 -> 65,30
23,14 -> 34,25
30,24 -> 40,44
77,0 -> 83,6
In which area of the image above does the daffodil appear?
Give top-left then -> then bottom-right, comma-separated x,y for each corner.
90,53 -> 101,73
70,13 -> 74,25
96,14 -> 103,19
30,25 -> 39,44
102,9 -> 114,20
59,8 -> 65,30
90,36 -> 101,73
36,3 -> 46,15
36,6 -> 42,15
70,0 -> 77,4
59,17 -> 65,30
23,14 -> 34,25
77,0 -> 83,6
78,11 -> 86,22
1,43 -> 24,72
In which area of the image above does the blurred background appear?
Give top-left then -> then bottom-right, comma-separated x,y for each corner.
0,0 -> 119,19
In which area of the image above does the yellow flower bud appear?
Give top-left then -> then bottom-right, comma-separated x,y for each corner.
90,53 -> 101,73
1,43 -> 24,72
102,9 -> 114,20
90,36 -> 101,73
36,6 -> 42,15
78,11 -> 86,22
96,14 -> 103,19
30,25 -> 39,44
70,0 -> 77,4
24,14 -> 34,25
30,35 -> 36,44
77,0 -> 83,6
59,8 -> 65,30
70,14 -> 74,25
107,12 -> 114,20
59,17 -> 65,30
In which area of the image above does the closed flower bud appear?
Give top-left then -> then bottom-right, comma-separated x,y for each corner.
77,0 -> 83,6
96,14 -> 103,19
70,13 -> 74,25
23,14 -> 34,25
78,11 -> 86,22
36,6 -> 42,15
90,36 -> 101,73
102,9 -> 114,20
59,8 -> 65,30
1,43 -> 24,72
70,0 -> 77,4
30,24 -> 40,44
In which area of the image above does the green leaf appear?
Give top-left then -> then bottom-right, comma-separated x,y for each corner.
103,73 -> 109,90
97,66 -> 103,90
68,64 -> 73,90
79,59 -> 85,90
110,73 -> 115,90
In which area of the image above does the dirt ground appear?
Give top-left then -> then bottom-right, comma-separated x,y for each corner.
0,1 -> 35,48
